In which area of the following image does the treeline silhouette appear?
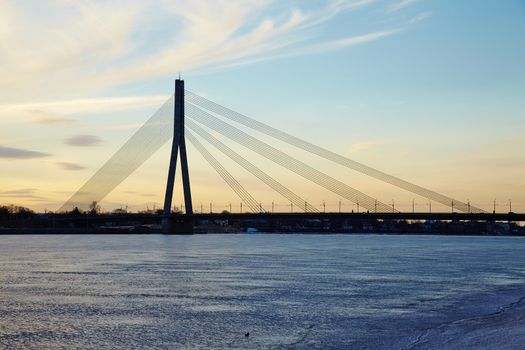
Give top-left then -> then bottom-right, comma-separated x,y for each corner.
0,205 -> 35,220
0,201 -> 167,219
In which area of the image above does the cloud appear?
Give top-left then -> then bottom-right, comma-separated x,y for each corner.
0,188 -> 45,200
1,95 -> 168,121
350,141 -> 381,154
64,135 -> 102,147
409,11 -> 432,23
123,192 -> 157,197
300,29 -> 400,54
99,1 -> 390,83
0,0 -> 141,102
33,116 -> 77,126
55,161 -> 86,171
0,188 -> 37,195
389,0 -> 419,12
0,0 -> 396,104
217,29 -> 399,69
0,145 -> 51,159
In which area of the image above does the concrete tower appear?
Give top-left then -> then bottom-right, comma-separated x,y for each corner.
162,79 -> 193,232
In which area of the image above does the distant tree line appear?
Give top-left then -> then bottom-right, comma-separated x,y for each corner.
1,201 -> 167,219
0,205 -> 35,220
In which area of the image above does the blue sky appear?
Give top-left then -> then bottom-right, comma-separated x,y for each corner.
0,0 -> 524,212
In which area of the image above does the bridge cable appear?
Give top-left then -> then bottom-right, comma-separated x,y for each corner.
60,96 -> 175,211
187,110 -> 383,212
185,91 -> 483,213
186,120 -> 319,213
186,107 -> 390,212
185,104 -> 393,212
186,131 -> 261,213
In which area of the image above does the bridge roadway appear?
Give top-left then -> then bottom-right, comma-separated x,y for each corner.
59,212 -> 525,223
189,212 -> 524,222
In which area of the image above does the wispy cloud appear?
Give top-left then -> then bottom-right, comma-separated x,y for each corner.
301,29 -> 400,54
123,191 -> 156,197
0,0 -> 140,102
64,135 -> 102,147
1,95 -> 168,121
350,141 -> 382,154
217,29 -> 399,69
0,145 -> 51,159
389,0 -> 419,12
0,0 -> 397,106
33,116 -> 77,126
410,11 -> 432,23
0,188 -> 45,200
0,188 -> 37,195
55,162 -> 86,171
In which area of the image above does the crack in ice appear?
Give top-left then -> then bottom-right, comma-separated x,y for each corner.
401,295 -> 525,350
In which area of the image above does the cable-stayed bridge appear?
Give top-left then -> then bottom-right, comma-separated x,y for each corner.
60,79 -> 518,233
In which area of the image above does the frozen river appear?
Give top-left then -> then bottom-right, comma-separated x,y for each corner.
1,234 -> 524,349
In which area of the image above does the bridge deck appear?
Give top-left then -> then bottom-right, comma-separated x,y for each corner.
56,212 -> 525,223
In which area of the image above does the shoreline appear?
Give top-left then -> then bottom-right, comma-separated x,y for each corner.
1,228 -> 524,236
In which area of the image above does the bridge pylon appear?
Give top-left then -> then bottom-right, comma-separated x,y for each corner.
162,78 -> 193,233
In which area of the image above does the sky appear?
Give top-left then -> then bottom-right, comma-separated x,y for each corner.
0,0 -> 524,213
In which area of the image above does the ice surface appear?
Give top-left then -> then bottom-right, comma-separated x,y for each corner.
0,234 -> 524,349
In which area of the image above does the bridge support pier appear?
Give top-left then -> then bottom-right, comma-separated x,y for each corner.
162,216 -> 194,234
